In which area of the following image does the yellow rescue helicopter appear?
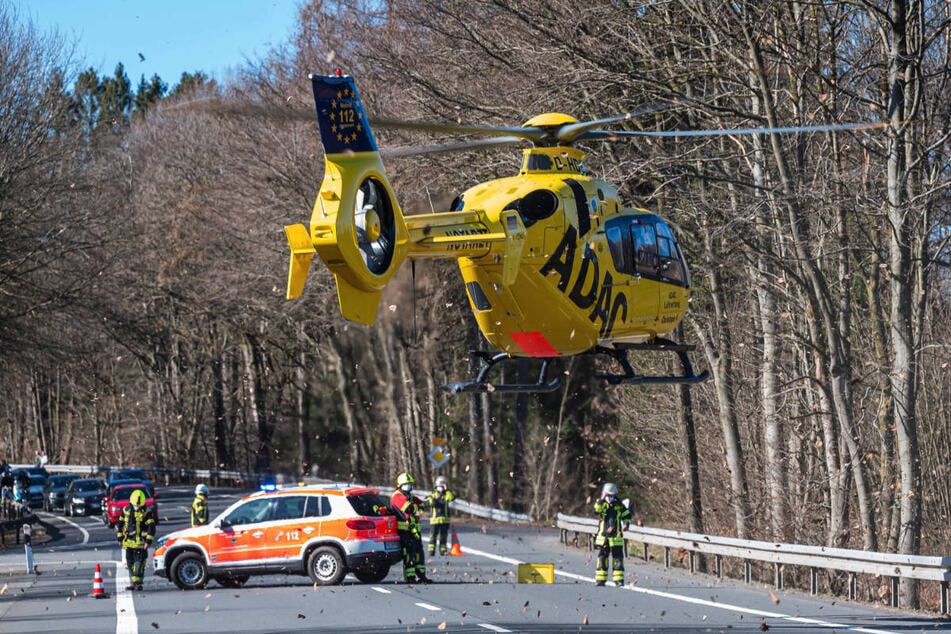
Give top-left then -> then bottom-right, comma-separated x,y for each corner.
284,72 -> 875,393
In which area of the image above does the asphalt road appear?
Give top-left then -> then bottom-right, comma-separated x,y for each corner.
0,485 -> 947,633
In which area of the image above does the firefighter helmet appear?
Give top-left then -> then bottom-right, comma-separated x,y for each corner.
130,489 -> 146,508
435,475 -> 448,489
195,484 -> 209,496
601,482 -> 618,498
396,472 -> 414,492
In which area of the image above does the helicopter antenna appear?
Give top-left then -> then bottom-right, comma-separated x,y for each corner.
411,259 -> 418,345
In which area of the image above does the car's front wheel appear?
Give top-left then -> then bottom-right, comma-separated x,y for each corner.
170,552 -> 208,590
307,546 -> 346,586
353,563 -> 390,584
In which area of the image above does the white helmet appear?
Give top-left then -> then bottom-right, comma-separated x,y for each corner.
195,484 -> 209,496
601,482 -> 618,498
435,475 -> 448,489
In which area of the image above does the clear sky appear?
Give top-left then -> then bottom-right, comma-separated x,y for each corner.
14,0 -> 302,87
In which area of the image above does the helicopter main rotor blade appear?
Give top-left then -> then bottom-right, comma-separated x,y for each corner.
381,136 -> 527,158
579,120 -> 889,140
371,117 -> 540,140
555,103 -> 678,143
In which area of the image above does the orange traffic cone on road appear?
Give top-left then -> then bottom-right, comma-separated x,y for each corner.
90,563 -> 110,599
448,524 -> 464,556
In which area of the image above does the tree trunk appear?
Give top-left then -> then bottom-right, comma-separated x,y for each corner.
885,0 -> 921,607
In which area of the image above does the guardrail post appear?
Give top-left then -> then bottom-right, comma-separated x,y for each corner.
810,568 -> 818,595
744,560 -> 752,584
848,573 -> 857,601
941,580 -> 948,615
774,562 -> 783,589
689,551 -> 696,574
642,543 -> 649,562
664,546 -> 671,569
890,577 -> 899,608
715,554 -> 722,579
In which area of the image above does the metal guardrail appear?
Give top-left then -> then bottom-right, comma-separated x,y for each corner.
10,463 -> 264,483
557,513 -> 951,613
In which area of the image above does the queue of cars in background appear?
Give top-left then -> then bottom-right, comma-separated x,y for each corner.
14,466 -> 158,525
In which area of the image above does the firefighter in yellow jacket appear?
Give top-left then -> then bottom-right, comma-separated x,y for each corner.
426,475 -> 455,556
191,484 -> 209,527
593,482 -> 631,586
117,489 -> 156,591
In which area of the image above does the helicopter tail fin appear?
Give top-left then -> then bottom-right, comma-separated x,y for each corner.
284,73 -> 408,325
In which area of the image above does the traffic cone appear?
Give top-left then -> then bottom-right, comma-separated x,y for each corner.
90,563 -> 110,599
448,524 -> 464,556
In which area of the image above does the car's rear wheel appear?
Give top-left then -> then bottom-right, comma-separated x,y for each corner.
170,552 -> 208,590
214,574 -> 249,588
353,563 -> 390,584
307,546 -> 346,586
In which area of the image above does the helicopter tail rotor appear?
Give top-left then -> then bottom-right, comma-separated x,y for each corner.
284,73 -> 408,325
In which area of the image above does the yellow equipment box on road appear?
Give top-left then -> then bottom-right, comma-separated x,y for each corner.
517,563 -> 554,584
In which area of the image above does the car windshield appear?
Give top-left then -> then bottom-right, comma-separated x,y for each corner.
112,487 -> 147,502
347,491 -> 390,516
28,475 -> 46,486
72,480 -> 103,493
113,470 -> 146,480
49,475 -> 76,486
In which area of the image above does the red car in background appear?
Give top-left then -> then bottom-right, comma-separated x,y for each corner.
103,482 -> 159,528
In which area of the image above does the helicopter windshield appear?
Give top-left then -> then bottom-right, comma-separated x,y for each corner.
605,214 -> 689,288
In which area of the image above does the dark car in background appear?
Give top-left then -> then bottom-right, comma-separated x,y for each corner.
66,478 -> 106,517
24,473 -> 47,509
43,474 -> 79,512
109,468 -> 150,484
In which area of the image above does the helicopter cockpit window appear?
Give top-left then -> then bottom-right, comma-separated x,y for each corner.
526,154 -> 553,172
655,221 -> 685,285
605,225 -> 626,272
631,223 -> 658,274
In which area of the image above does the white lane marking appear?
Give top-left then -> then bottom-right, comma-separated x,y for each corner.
115,559 -> 138,634
460,544 -> 900,634
54,515 -> 90,544
371,586 -> 391,594
478,625 -> 512,633
415,602 -> 441,611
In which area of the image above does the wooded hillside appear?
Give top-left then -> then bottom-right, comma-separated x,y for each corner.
2,1 -> 950,603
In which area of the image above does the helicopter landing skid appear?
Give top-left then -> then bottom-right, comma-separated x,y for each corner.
595,339 -> 710,386
440,352 -> 562,394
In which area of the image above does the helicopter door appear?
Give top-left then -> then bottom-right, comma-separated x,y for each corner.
629,220 -> 660,328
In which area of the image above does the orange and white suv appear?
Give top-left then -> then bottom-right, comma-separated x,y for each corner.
152,485 -> 400,589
